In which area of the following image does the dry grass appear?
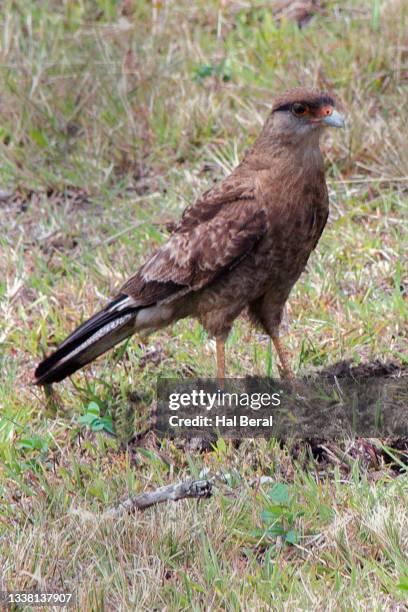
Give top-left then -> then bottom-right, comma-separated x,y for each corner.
1,0 -> 408,609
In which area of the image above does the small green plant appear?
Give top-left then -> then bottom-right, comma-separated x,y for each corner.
194,59 -> 232,83
254,483 -> 301,547
397,576 -> 408,592
78,401 -> 115,435
16,434 -> 48,454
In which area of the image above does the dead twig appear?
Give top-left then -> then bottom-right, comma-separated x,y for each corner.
104,478 -> 212,517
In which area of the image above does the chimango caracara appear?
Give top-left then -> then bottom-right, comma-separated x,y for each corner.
35,87 -> 345,385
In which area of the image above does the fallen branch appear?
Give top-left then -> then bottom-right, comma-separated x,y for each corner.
104,479 -> 212,518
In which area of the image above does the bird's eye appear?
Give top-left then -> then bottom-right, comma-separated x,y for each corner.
292,103 -> 308,116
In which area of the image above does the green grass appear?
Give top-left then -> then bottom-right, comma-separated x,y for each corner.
1,0 -> 408,608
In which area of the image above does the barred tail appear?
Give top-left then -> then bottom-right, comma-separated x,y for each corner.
34,295 -> 139,385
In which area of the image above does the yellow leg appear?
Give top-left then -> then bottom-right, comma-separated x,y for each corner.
271,335 -> 294,380
216,337 -> 225,383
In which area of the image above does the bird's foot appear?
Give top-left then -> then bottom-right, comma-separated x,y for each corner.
277,363 -> 295,381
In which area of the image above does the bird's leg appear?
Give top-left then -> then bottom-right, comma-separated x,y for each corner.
271,335 -> 295,380
216,337 -> 225,385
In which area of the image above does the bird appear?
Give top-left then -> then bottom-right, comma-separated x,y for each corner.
34,87 -> 345,386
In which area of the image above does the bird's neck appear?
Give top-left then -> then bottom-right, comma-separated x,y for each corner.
244,133 -> 324,175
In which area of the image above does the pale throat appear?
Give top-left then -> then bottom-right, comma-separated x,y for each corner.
298,137 -> 323,166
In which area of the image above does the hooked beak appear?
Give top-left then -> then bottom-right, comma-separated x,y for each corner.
322,109 -> 345,128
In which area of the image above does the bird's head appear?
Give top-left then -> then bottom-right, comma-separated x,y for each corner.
269,87 -> 345,144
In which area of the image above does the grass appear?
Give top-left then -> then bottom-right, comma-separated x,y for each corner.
0,0 -> 407,608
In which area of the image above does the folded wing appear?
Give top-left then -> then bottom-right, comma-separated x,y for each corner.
121,196 -> 267,304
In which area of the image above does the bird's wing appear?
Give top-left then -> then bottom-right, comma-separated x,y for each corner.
175,169 -> 255,232
121,196 -> 267,306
